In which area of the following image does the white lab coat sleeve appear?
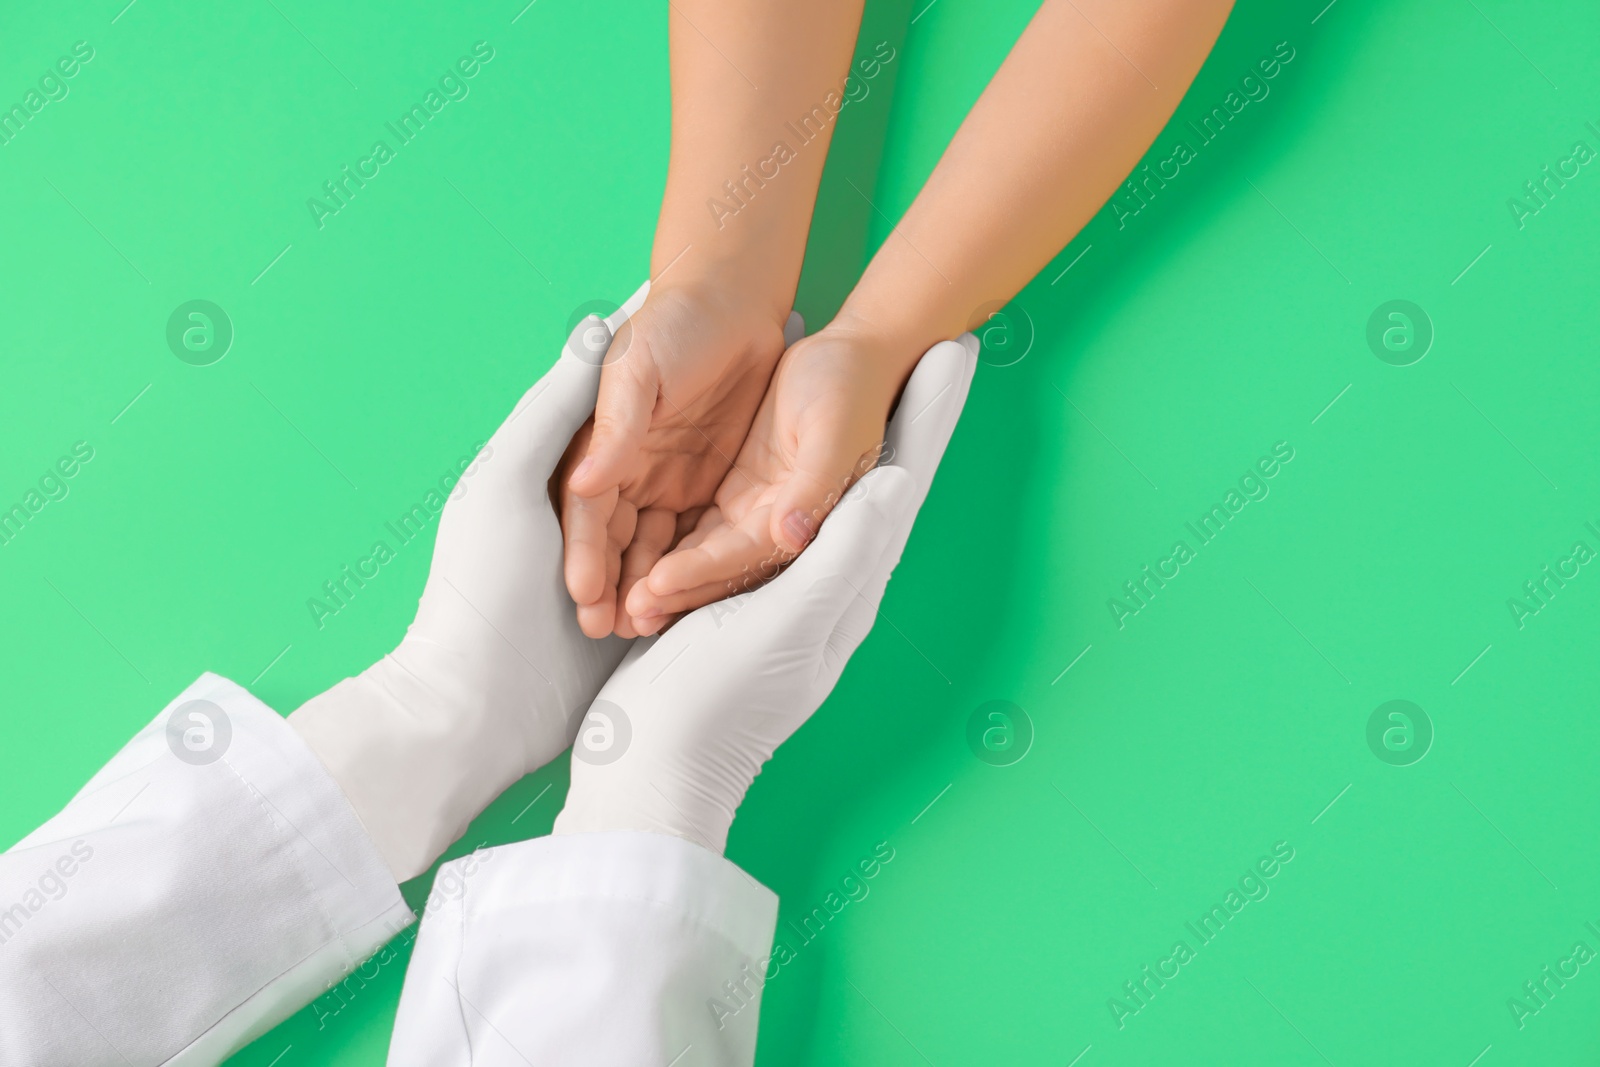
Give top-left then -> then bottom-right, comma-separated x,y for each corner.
0,672 -> 414,1067
389,831 -> 779,1067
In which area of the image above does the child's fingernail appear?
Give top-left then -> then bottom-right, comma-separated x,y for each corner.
569,457 -> 594,485
782,510 -> 817,549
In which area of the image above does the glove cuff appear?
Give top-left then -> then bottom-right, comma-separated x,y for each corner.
290,652 -> 543,882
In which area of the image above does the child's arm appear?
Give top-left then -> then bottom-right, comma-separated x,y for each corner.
631,0 -> 1236,621
561,0 -> 868,638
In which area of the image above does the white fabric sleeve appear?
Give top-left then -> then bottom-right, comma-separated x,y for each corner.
389,831 -> 779,1067
0,672 -> 414,1067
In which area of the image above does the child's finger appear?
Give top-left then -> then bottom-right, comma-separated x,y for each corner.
614,507 -> 678,639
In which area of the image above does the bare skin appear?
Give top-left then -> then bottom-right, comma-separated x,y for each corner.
624,0 -> 1238,631
559,0 -> 868,638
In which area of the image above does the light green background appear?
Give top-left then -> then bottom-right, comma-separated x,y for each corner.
2,0 -> 1598,1063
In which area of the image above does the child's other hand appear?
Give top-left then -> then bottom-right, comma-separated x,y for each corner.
622,320 -> 922,633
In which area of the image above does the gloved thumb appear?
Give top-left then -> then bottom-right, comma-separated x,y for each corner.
880,337 -> 977,507
811,337 -> 976,676
490,318 -> 616,479
750,465 -> 915,648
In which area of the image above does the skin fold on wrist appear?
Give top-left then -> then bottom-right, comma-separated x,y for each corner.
645,256 -> 795,337
824,302 -> 953,389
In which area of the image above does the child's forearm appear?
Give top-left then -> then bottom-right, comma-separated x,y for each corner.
836,0 -> 1235,368
650,0 -> 867,324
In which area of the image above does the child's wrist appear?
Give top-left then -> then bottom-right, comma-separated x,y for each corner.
645,248 -> 794,335
826,302 -> 951,387
650,189 -> 807,331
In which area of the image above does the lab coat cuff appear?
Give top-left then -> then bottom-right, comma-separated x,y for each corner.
174,672 -> 408,935
1,672 -> 414,1066
469,830 -> 778,953
40,672 -> 412,934
389,830 -> 778,1066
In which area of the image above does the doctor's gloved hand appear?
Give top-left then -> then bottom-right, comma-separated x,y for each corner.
553,336 -> 975,854
291,312 -> 638,883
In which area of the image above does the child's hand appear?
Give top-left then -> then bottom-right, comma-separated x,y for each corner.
622,320 -> 927,633
558,282 -> 791,638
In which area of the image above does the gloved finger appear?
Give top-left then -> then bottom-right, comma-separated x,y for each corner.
604,280 -> 651,333
880,336 -> 978,502
741,466 -> 915,645
810,341 -> 975,671
568,321 -> 656,497
479,287 -> 651,481
614,507 -> 678,639
802,341 -> 975,654
779,465 -> 914,590
492,338 -> 607,479
783,309 -> 806,347
821,500 -> 912,677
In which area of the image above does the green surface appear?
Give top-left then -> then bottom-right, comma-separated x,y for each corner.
3,0 -> 1599,1063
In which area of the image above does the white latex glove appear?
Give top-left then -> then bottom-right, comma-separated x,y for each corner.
291,288 -> 647,882
553,335 -> 977,853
